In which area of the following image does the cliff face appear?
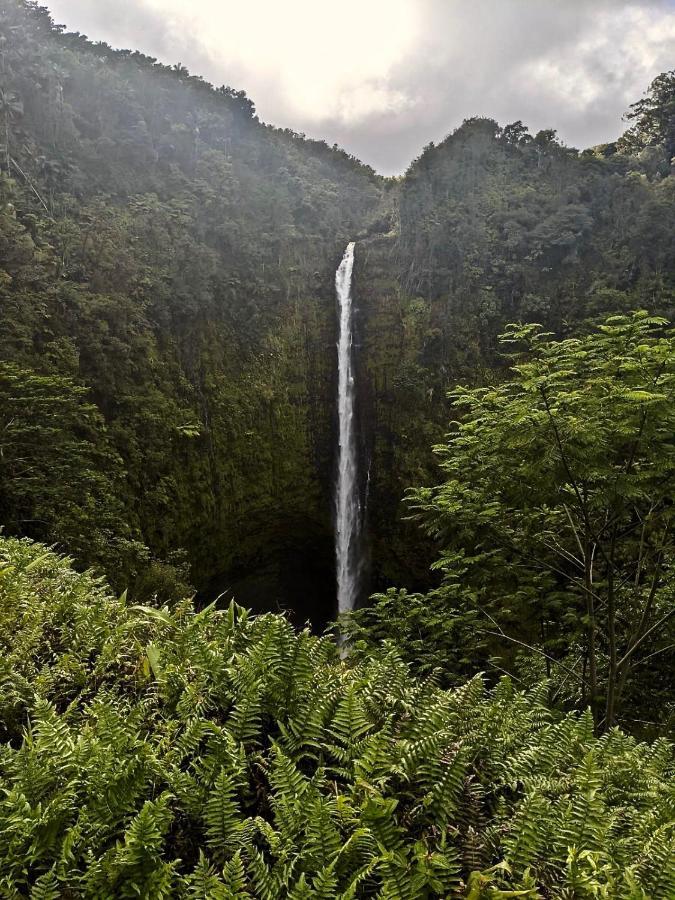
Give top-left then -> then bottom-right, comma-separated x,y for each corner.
353,233 -> 444,596
0,1 -> 382,619
354,119 -> 675,601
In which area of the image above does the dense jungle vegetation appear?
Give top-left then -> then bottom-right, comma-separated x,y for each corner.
0,1 -> 674,895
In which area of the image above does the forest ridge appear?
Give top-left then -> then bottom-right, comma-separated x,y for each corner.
0,1 -> 674,896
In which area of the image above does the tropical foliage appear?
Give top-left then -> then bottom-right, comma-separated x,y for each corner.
346,313 -> 675,733
1,537 -> 673,898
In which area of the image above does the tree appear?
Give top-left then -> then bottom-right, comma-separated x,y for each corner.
0,87 -> 23,172
620,70 -> 675,161
407,312 -> 675,732
501,120 -> 531,145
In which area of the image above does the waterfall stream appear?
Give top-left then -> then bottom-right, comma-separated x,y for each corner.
335,241 -> 360,615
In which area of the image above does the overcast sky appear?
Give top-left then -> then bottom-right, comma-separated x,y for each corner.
46,0 -> 675,174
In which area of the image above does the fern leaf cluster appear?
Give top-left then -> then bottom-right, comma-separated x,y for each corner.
1,537 -> 673,897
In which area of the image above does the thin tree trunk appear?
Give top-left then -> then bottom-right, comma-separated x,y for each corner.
584,536 -> 599,730
604,528 -> 618,730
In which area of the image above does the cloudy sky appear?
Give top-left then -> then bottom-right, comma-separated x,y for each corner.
46,0 -> 675,174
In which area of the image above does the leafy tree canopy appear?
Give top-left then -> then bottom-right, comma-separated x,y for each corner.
347,312 -> 675,734
619,70 -> 675,162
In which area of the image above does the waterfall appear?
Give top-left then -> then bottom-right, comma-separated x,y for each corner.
335,241 -> 360,615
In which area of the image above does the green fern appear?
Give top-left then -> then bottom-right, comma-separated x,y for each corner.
0,538 -> 672,899
204,768 -> 245,858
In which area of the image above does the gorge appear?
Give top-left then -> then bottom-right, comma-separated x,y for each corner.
1,1 -> 675,626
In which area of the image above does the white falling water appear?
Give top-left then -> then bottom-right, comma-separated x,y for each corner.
335,241 -> 360,615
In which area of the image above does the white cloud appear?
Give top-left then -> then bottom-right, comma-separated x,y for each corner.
48,0 -> 420,124
45,0 -> 675,172
520,5 -> 675,113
